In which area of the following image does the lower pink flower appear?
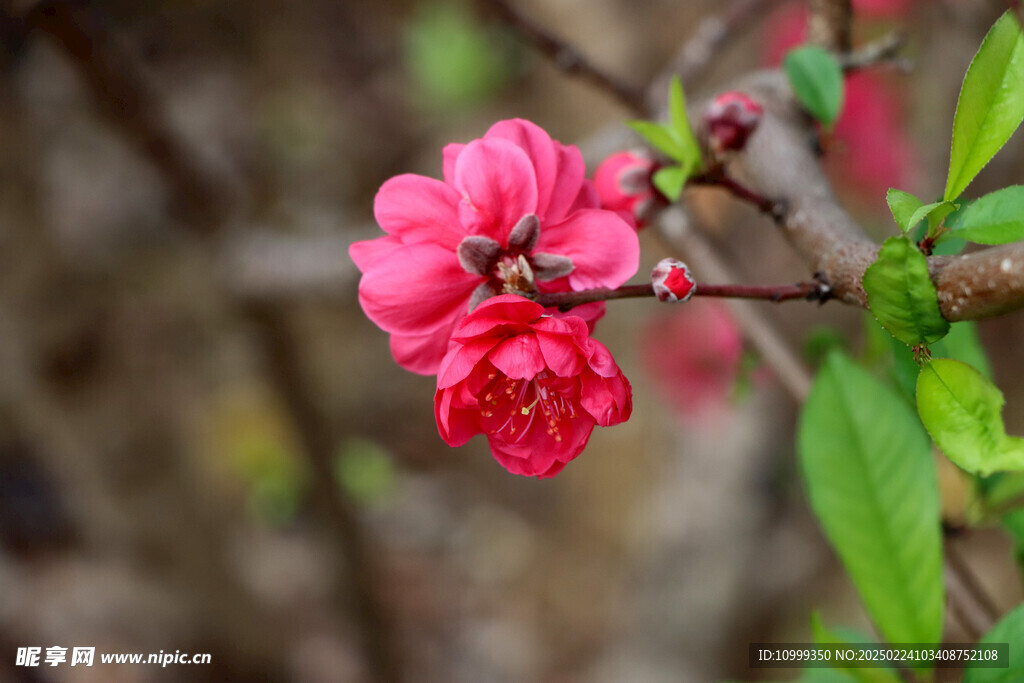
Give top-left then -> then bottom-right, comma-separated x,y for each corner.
435,295 -> 632,478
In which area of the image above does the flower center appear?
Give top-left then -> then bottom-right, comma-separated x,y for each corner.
457,214 -> 576,311
479,370 -> 578,444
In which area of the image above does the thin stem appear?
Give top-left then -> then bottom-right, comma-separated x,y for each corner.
481,0 -> 646,114
690,168 -> 787,219
532,279 -> 829,311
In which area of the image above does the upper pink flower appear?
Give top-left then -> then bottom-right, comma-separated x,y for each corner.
350,119 -> 640,375
435,295 -> 632,478
593,149 -> 662,229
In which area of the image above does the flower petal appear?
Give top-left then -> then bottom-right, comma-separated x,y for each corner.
488,335 -> 546,379
374,174 -> 465,249
358,243 -> 481,336
450,295 -> 543,342
544,144 -> 589,223
535,209 -> 640,290
437,337 -> 501,389
349,235 -> 403,272
535,330 -> 584,377
580,371 -> 632,426
454,138 -> 538,242
442,143 -> 465,185
484,119 -> 560,219
390,329 -> 456,376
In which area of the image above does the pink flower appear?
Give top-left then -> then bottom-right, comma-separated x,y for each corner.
641,300 -> 743,418
593,150 -> 662,229
350,119 -> 640,375
435,295 -> 632,478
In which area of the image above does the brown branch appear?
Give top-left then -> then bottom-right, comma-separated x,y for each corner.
533,279 -> 828,310
719,70 -> 1024,323
27,3 -> 403,680
481,0 -> 646,114
839,32 -> 910,74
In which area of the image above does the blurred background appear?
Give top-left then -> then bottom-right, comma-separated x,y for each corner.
0,0 -> 1022,681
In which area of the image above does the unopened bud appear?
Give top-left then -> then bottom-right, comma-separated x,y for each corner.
705,91 -> 764,153
594,150 -> 662,230
651,258 -> 695,303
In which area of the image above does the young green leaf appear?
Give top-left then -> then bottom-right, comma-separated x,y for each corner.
917,358 -> 1024,475
626,120 -> 686,162
890,321 -> 992,401
784,45 -> 845,126
863,236 -> 949,346
947,185 -> 1024,244
668,76 -> 701,168
910,200 -> 957,236
799,351 -> 944,648
886,189 -> 924,233
652,165 -> 688,202
945,11 -> 1024,201
963,600 -> 1024,682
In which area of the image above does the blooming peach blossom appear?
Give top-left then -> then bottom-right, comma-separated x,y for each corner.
435,295 -> 632,478
351,119 -> 639,375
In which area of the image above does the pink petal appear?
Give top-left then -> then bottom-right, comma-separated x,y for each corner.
580,370 -> 632,427
454,138 -> 538,242
434,389 -> 479,446
389,329 -> 456,376
535,209 -> 640,290
437,337 -> 501,389
543,144 -> 589,223
484,119 -> 573,222
488,439 -> 561,477
535,330 -> 584,377
349,235 -> 403,272
450,295 -> 543,341
358,243 -> 481,336
442,143 -> 465,185
374,174 -> 465,249
488,335 -> 546,379
585,339 -> 623,378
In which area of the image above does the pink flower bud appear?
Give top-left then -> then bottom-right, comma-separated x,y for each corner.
651,258 -> 695,302
593,149 -> 662,229
704,91 -> 764,153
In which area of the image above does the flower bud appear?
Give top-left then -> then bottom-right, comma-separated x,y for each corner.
594,150 -> 662,229
704,91 -> 764,153
651,258 -> 695,303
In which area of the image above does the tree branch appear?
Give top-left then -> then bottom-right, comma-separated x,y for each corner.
808,0 -> 853,52
481,0 -> 646,114
717,70 -> 1024,323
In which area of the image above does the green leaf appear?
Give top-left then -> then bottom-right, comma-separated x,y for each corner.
668,76 -> 702,167
784,45 -> 845,126
863,236 -> 950,346
652,165 -> 688,202
963,601 -> 1024,682
799,351 -> 944,647
886,189 -> 924,233
945,11 -> 1024,201
891,321 -> 992,401
626,120 -> 686,162
910,200 -> 957,236
917,358 -> 1024,475
948,185 -> 1024,244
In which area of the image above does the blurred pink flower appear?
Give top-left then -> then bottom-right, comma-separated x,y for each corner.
351,119 -> 639,375
761,2 -> 918,209
435,295 -> 632,478
593,149 -> 661,229
641,300 -> 743,417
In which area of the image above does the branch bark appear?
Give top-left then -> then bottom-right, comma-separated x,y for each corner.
720,70 -> 1024,323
